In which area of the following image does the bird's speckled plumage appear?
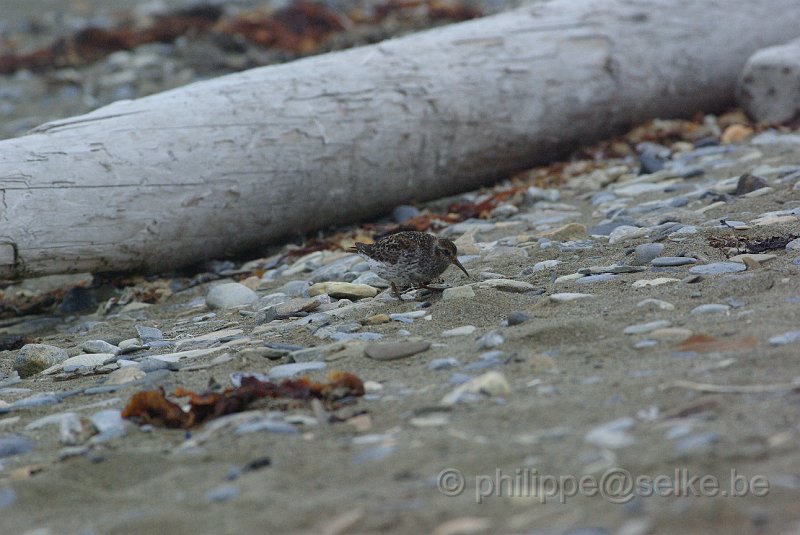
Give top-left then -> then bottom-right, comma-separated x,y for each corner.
353,231 -> 470,298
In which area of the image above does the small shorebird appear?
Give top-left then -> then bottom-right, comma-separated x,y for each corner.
352,231 -> 470,299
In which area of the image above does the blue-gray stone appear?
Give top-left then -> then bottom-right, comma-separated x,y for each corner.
137,357 -> 172,373
588,218 -> 637,236
639,151 -> 665,174
205,484 -> 240,503
90,410 -> 126,436
769,331 -> 800,346
675,432 -> 719,455
6,394 -> 60,411
476,330 -> 504,349
351,444 -> 395,465
575,274 -> 617,284
689,262 -> 747,275
268,362 -> 326,379
280,280 -> 311,297
428,358 -> 460,371
392,205 -> 420,223
351,271 -> 390,288
448,373 -> 473,385
651,256 -> 697,267
235,419 -> 298,435
506,311 -> 531,326
136,325 -> 163,342
634,243 -> 664,264
0,487 -> 16,511
0,435 -> 34,458
328,332 -> 383,342
691,304 -> 730,315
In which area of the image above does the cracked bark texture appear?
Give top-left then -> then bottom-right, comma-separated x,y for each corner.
1,0 -> 799,278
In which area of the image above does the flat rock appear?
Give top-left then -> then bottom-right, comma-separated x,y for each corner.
636,298 -> 676,310
206,282 -> 259,309
632,277 -> 680,287
442,325 -> 477,337
481,279 -> 537,292
585,417 -> 636,449
624,320 -> 671,335
689,262 -> 747,275
691,304 -> 731,315
768,330 -> 800,346
309,282 -> 377,299
364,340 -> 431,361
62,353 -> 116,370
442,371 -> 511,405
175,328 -> 245,351
14,344 -> 69,378
442,285 -> 476,300
634,243 -> 664,264
532,259 -> 561,271
578,265 -> 645,275
550,292 -> 594,302
651,256 -> 697,267
105,366 -> 146,385
269,362 -> 327,379
81,340 -> 121,355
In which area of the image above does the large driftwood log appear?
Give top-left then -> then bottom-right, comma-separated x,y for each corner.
1,0 -> 799,278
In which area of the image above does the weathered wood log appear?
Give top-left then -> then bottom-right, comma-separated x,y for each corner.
1,0 -> 799,278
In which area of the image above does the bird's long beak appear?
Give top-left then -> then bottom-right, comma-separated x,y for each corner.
452,257 -> 470,278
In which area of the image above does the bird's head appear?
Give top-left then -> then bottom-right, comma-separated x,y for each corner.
436,238 -> 470,278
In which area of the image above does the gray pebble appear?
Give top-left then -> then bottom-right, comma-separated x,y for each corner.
13,344 -> 68,378
280,280 -> 311,297
205,282 -> 258,309
365,340 -> 431,361
651,256 -> 697,267
768,331 -> 800,346
448,373 -> 473,385
634,243 -> 664,264
3,394 -> 60,412
81,340 -> 121,355
135,325 -> 163,342
0,486 -> 16,511
137,357 -> 173,373
674,432 -> 719,456
689,262 -> 747,275
506,312 -> 531,326
350,272 -> 390,288
624,320 -> 671,335
585,417 -> 636,449
428,358 -> 460,371
269,362 -> 326,379
392,204 -> 420,223
0,435 -> 34,458
575,274 -> 617,284
235,419 -> 298,435
351,444 -> 396,465
90,410 -> 126,436
691,304 -> 730,315
205,484 -> 240,503
476,330 -> 504,349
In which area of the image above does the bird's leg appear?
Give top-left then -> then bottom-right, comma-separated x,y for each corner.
391,282 -> 403,299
